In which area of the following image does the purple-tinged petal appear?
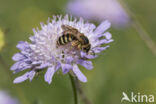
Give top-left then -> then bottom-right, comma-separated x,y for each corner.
12,53 -> 26,61
36,63 -> 48,69
16,41 -> 29,50
77,59 -> 93,70
99,39 -> 107,45
11,62 -> 21,71
94,39 -> 113,46
65,56 -> 73,64
56,62 -> 61,71
105,39 -> 114,44
28,70 -> 36,81
51,56 -> 57,62
11,61 -> 31,72
13,72 -> 29,83
80,51 -> 86,58
97,32 -> 112,38
29,36 -> 35,41
92,46 -> 109,53
85,55 -> 97,59
80,51 -> 97,59
13,70 -> 35,83
94,20 -> 111,34
44,66 -> 55,84
103,32 -> 112,40
72,64 -> 87,82
32,61 -> 41,65
84,23 -> 96,31
61,64 -> 72,74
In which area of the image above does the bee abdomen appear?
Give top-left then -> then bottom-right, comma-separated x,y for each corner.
57,34 -> 76,46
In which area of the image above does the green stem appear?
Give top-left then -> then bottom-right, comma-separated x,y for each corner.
69,73 -> 78,104
69,73 -> 92,104
75,78 -> 92,104
132,21 -> 156,56
119,0 -> 156,56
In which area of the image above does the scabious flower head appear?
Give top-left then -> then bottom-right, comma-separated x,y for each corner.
0,91 -> 19,104
67,0 -> 130,27
11,15 -> 113,84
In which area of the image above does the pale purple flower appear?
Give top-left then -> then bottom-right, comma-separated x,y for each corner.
67,0 -> 130,27
11,15 -> 113,84
0,91 -> 19,104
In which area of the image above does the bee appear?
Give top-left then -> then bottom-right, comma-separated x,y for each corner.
57,25 -> 91,53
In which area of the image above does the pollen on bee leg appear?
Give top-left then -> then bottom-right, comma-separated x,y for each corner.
78,44 -> 81,49
71,40 -> 79,47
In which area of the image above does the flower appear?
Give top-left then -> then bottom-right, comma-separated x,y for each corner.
11,15 -> 113,84
0,91 -> 19,104
67,0 -> 130,27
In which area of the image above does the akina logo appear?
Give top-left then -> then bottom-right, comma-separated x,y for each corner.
121,92 -> 154,103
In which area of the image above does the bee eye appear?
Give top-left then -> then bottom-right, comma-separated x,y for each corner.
80,36 -> 89,44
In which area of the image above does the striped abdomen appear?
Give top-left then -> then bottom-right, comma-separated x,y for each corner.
57,34 -> 76,46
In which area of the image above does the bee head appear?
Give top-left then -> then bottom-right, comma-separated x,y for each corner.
80,35 -> 89,44
82,44 -> 91,53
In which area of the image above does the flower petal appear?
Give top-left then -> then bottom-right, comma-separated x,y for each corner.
94,20 -> 111,34
16,41 -> 29,50
13,71 -> 35,83
44,66 -> 55,84
72,64 -> 87,82
92,46 -> 109,53
28,70 -> 36,81
94,39 -> 113,46
65,56 -> 73,64
12,53 -> 26,61
11,61 -> 31,72
80,51 -> 97,59
10,62 -> 21,71
103,32 -> 112,40
56,62 -> 61,71
61,64 -> 72,74
36,63 -> 48,69
77,59 -> 93,70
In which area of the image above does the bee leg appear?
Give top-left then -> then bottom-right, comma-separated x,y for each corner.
71,40 -> 79,47
77,44 -> 81,50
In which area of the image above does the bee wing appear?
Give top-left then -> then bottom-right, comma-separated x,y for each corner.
61,25 -> 75,31
62,25 -> 79,33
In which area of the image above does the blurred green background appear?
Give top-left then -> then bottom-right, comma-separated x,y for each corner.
0,0 -> 156,104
